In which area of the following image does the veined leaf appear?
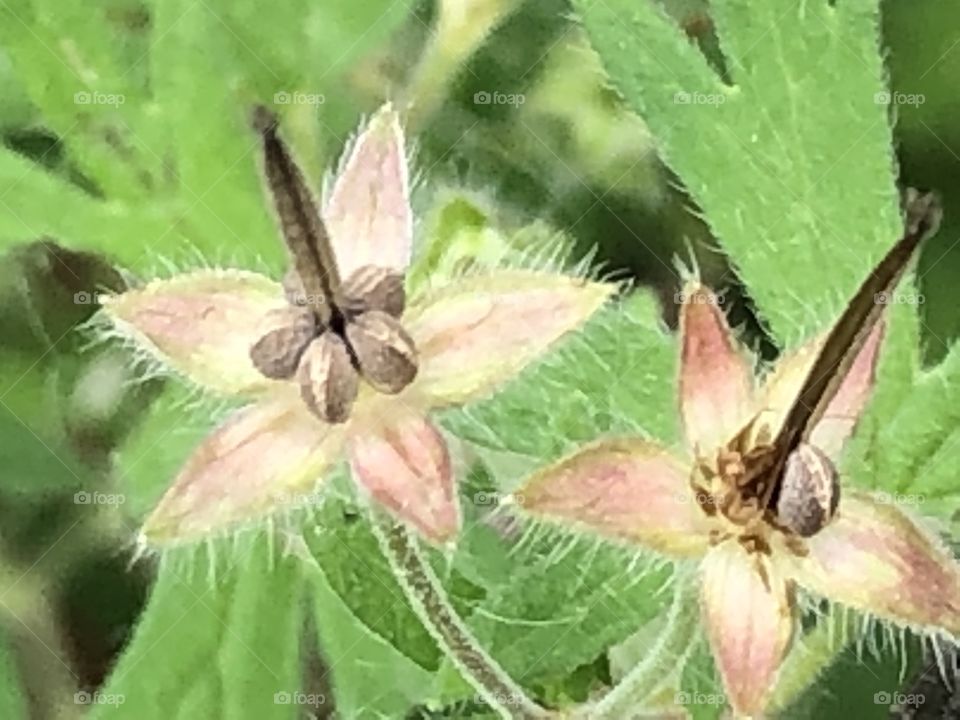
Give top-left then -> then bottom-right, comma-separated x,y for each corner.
573,0 -> 901,344
92,539 -> 304,720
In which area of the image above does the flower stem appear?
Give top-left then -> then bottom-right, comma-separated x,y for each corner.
370,513 -> 552,719
588,572 -> 699,719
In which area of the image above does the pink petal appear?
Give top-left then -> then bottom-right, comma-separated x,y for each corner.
789,491 -> 960,635
759,321 -> 884,460
678,283 -> 754,454
701,541 -> 795,716
517,439 -> 712,557
406,270 -> 614,406
323,103 -> 412,280
101,270 -> 288,395
348,410 -> 459,544
141,396 -> 345,545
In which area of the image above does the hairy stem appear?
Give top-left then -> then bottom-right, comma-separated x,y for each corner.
588,572 -> 699,719
370,513 -> 551,719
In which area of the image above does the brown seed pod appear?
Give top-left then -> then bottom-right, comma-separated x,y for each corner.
775,443 -> 839,537
346,311 -> 418,394
341,265 -> 406,318
249,309 -> 317,379
297,332 -> 359,423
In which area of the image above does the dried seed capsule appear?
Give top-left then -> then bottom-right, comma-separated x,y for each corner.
297,332 -> 359,423
341,265 -> 406,318
776,443 -> 839,537
249,308 -> 317,379
345,310 -> 418,394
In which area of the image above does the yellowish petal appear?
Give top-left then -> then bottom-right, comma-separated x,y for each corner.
701,541 -> 795,717
102,270 -> 288,395
517,439 -> 712,557
324,102 -> 412,279
141,395 -> 344,545
348,408 -> 459,544
788,491 -> 960,635
678,282 -> 754,453
407,270 -> 614,407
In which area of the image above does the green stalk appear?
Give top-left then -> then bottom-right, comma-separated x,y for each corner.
370,514 -> 552,719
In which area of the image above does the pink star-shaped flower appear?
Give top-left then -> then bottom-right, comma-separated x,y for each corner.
516,282 -> 960,716
104,104 -> 613,546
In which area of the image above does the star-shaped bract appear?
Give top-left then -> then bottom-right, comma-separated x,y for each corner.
104,103 -> 614,546
516,282 -> 960,716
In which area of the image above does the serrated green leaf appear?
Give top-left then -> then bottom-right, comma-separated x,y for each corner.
574,0 -> 901,343
92,539 -> 304,720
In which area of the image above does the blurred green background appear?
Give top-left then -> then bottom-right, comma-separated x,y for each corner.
0,0 -> 958,718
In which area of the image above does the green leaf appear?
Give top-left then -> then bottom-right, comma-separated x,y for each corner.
0,0 -> 158,201
775,625 -> 924,720
442,291 -> 678,463
93,538 -> 305,720
308,551 -> 435,718
1,0 -> 413,267
460,533 -> 673,694
573,0 -> 901,343
0,146 -> 170,258
872,338 -> 960,521
303,490 -> 443,672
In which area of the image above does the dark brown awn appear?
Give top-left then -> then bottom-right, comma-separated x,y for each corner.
743,190 -> 943,535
